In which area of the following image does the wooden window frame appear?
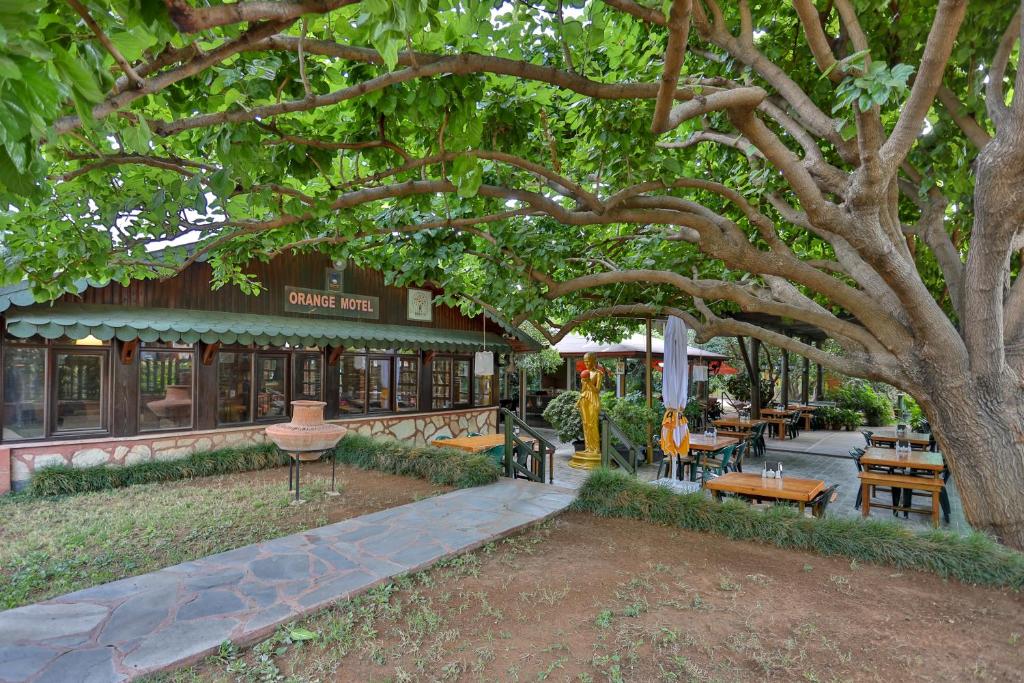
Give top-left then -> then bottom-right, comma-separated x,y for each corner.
337,352 -> 369,416
396,355 -> 419,413
366,355 -> 394,413
254,352 -> 290,422
452,355 -> 473,409
292,352 -> 323,402
137,346 -> 196,434
50,346 -> 111,437
216,349 -> 255,426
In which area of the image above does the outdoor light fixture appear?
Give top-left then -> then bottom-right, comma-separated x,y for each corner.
74,335 -> 104,346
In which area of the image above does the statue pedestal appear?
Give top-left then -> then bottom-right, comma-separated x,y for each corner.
568,449 -> 602,470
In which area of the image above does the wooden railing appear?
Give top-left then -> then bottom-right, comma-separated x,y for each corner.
600,411 -> 639,475
501,408 -> 556,483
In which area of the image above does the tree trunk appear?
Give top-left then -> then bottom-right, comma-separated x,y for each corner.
922,383 -> 1024,550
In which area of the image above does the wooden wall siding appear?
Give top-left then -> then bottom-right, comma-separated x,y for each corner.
57,253 -> 504,337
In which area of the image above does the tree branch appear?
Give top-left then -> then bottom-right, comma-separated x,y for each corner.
651,0 -> 693,134
164,0 -> 356,32
68,0 -> 145,88
879,0 -> 967,174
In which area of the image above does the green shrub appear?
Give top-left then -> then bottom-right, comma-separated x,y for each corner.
833,380 -> 894,426
542,390 -> 583,442
571,469 -> 1024,589
334,432 -> 501,488
606,397 -> 663,447
29,443 -> 286,497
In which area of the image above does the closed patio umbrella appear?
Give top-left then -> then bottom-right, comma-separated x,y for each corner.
660,316 -> 690,478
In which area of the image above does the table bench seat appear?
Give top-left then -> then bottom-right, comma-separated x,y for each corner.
858,471 -> 944,527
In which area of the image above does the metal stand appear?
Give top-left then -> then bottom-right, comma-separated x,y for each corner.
282,447 -> 335,504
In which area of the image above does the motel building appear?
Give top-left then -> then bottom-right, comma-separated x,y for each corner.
0,253 -> 538,493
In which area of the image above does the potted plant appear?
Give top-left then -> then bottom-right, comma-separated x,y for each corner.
837,408 -> 862,431
542,390 -> 583,446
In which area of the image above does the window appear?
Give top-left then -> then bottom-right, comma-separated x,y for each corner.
256,354 -> 287,419
431,357 -> 452,410
293,353 -> 322,401
338,354 -> 367,414
453,358 -> 471,407
396,356 -> 418,412
54,351 -> 105,433
2,346 -> 45,440
139,349 -> 194,431
474,372 -> 494,406
218,352 -> 252,424
367,357 -> 392,411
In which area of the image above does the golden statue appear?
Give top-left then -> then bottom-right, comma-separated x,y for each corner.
569,352 -> 605,470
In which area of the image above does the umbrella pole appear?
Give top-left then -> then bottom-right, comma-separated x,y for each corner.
646,318 -> 654,464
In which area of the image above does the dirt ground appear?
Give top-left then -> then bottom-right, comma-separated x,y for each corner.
177,510 -> 1024,683
187,461 -> 451,525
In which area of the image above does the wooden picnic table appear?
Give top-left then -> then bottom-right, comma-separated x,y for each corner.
859,447 -> 945,527
705,472 -> 826,513
869,429 -> 932,448
713,418 -> 761,433
758,408 -> 793,440
431,433 -> 534,453
860,447 -> 944,472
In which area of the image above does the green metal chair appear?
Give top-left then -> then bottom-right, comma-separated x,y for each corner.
434,433 -> 453,441
730,440 -> 748,472
469,431 -> 483,437
483,444 -> 505,468
700,444 -> 735,482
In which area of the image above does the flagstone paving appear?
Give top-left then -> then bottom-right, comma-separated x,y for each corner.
0,479 -> 575,683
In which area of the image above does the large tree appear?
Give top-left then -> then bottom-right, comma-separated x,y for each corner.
2,0 -> 1023,545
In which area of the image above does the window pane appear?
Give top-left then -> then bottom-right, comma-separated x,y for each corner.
3,347 -> 45,440
256,355 -> 287,419
474,373 -> 494,407
338,355 -> 366,414
55,352 -> 104,433
396,357 -> 418,412
454,359 -> 471,406
431,357 -> 452,410
293,354 -> 322,401
367,357 -> 392,411
139,350 -> 193,431
218,352 -> 252,424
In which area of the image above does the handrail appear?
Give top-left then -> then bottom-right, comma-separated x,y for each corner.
600,411 -> 638,475
501,408 -> 556,483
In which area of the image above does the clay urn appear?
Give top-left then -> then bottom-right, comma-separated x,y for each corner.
146,384 -> 193,419
265,400 -> 347,460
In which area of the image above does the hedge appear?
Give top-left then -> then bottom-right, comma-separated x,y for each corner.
29,443 -> 287,497
334,432 -> 501,488
571,469 -> 1024,589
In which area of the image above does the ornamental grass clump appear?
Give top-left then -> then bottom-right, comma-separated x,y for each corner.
571,469 -> 1024,589
29,444 -> 286,497
334,432 -> 501,488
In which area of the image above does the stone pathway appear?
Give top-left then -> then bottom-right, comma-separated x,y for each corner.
0,480 -> 575,683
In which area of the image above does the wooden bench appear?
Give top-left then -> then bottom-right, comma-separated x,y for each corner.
858,471 -> 944,527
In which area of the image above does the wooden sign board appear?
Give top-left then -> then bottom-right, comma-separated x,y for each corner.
284,286 -> 379,320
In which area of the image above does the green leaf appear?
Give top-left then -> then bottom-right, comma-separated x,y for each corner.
289,628 -> 318,641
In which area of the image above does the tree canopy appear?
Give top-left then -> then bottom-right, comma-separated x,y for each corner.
0,0 -> 1017,382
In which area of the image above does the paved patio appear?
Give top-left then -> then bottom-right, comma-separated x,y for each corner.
541,426 -> 968,532
0,480 -> 574,683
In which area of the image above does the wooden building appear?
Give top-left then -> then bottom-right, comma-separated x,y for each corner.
0,253 -> 537,492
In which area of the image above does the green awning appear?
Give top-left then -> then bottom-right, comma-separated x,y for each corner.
3,303 -> 514,352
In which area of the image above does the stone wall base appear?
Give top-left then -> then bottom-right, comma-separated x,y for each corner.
2,408 -> 498,493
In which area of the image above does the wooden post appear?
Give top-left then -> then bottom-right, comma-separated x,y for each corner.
750,337 -> 762,419
564,356 -> 572,391
645,318 -> 654,464
781,349 -> 790,407
814,341 -> 824,401
518,366 -> 527,419
801,353 -> 810,404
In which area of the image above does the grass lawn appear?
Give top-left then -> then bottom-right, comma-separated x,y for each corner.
0,462 -> 448,609
160,511 -> 1024,683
